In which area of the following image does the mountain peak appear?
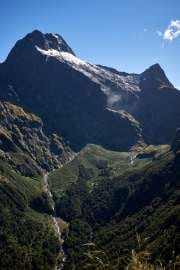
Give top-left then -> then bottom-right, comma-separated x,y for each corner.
143,63 -> 166,76
25,30 -> 76,56
141,63 -> 174,89
5,30 -> 75,64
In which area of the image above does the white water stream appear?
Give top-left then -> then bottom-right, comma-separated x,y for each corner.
43,153 -> 78,270
43,173 -> 65,270
129,152 -> 138,165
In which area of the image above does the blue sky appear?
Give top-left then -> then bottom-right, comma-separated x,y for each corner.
0,0 -> 180,88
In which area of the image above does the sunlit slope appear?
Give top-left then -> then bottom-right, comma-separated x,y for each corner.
49,143 -> 169,196
48,143 -> 179,270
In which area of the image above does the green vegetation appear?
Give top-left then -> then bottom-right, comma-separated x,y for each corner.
81,240 -> 180,270
0,101 -> 73,269
48,144 -> 180,270
49,143 -> 159,196
0,101 -> 179,270
0,159 -> 60,270
0,102 -> 72,177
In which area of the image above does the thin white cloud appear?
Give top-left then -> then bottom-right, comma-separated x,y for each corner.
163,20 -> 180,40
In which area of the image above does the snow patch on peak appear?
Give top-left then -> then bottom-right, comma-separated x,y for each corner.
36,46 -> 62,57
28,31 -> 76,56
52,34 -> 59,39
35,45 -> 141,109
60,52 -> 88,66
35,46 -> 87,66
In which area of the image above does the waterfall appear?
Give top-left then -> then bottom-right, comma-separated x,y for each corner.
42,153 -> 78,269
129,152 -> 137,165
43,173 -> 65,270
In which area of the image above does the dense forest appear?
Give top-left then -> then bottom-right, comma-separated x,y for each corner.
49,142 -> 180,269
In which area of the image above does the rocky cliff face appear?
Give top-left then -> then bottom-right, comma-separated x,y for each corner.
132,64 -> 180,145
0,30 -> 143,151
0,102 -> 72,176
172,128 -> 180,154
1,30 -> 180,151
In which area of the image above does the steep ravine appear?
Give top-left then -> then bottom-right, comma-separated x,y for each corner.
43,172 -> 65,270
42,153 -> 78,270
